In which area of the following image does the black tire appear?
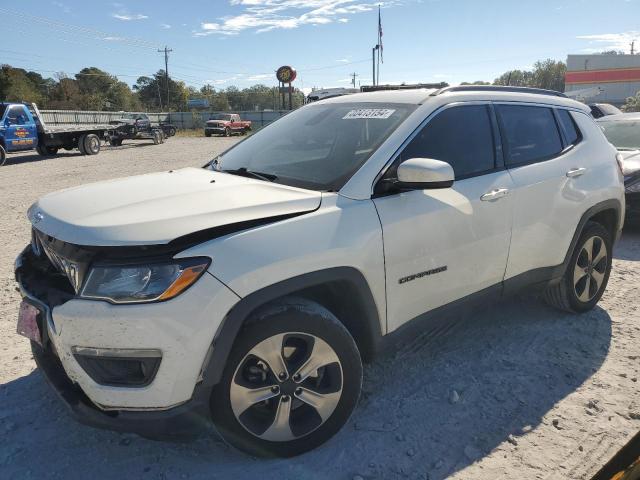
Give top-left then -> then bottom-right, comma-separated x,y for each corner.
205,131 -> 212,137
77,134 -> 87,155
152,131 -> 161,145
36,144 -> 47,157
544,221 -> 613,313
83,134 -> 100,155
168,127 -> 176,137
210,297 -> 362,458
224,127 -> 231,137
45,146 -> 58,155
0,145 -> 6,166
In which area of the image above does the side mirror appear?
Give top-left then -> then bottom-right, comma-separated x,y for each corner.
396,158 -> 454,190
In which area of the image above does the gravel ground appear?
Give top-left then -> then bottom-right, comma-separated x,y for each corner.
1,137 -> 639,480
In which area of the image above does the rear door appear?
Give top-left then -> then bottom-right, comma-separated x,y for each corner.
496,103 -> 585,281
373,103 -> 515,332
4,106 -> 37,151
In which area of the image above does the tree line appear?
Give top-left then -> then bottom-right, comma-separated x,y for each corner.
461,59 -> 567,92
8,58 -> 624,112
0,64 -> 305,112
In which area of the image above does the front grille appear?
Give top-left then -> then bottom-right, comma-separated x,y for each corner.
31,228 -> 93,294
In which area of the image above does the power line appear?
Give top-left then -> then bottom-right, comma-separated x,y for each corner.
0,7 -> 160,50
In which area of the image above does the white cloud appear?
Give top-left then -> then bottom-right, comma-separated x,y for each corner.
112,12 -> 149,21
577,31 -> 639,53
195,0 -> 401,36
52,1 -> 71,13
160,23 -> 172,29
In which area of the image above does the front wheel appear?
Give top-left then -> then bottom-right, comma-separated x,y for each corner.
210,298 -> 362,457
224,127 -> 231,137
544,221 -> 613,313
0,145 -> 6,166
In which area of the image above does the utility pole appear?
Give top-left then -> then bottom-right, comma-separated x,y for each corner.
158,46 -> 173,111
631,40 -> 636,55
351,72 -> 359,88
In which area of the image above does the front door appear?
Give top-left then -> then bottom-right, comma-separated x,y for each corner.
373,103 -> 514,332
5,105 -> 37,151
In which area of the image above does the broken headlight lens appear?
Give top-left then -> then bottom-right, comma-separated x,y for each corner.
80,258 -> 210,304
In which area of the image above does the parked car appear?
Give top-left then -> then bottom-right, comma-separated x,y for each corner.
589,103 -> 622,119
15,86 -> 624,457
597,113 -> 640,220
204,113 -> 251,137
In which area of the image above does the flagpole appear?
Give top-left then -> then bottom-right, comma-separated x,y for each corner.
377,5 -> 382,85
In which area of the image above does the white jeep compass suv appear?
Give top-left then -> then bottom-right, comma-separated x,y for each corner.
15,86 -> 625,457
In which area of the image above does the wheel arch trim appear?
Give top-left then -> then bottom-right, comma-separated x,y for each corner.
200,267 -> 382,388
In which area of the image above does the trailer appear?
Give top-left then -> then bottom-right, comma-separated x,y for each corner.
0,102 -> 112,165
107,113 -> 165,146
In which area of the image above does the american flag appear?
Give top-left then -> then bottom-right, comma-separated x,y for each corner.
378,6 -> 383,63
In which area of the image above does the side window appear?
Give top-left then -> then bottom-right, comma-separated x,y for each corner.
400,105 -> 496,179
496,105 -> 563,166
7,106 -> 27,125
556,109 -> 581,147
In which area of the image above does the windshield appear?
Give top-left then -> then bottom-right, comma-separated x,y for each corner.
600,119 -> 640,150
212,102 -> 416,191
210,114 -> 233,121
0,104 -> 6,120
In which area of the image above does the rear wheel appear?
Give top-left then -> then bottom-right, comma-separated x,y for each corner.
0,145 -> 6,166
205,131 -> 212,137
210,298 -> 362,457
544,221 -> 612,313
77,134 -> 87,155
168,127 -> 176,136
224,127 -> 231,137
83,134 -> 100,155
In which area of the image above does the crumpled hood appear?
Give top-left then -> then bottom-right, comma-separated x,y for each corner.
28,167 -> 321,246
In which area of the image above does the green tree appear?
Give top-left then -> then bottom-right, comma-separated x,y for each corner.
493,59 -> 566,92
134,70 -> 189,111
0,65 -> 46,104
623,91 -> 640,112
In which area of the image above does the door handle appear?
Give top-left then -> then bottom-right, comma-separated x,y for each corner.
480,188 -> 510,202
566,167 -> 587,178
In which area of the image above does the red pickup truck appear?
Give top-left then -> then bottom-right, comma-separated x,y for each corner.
204,113 -> 252,137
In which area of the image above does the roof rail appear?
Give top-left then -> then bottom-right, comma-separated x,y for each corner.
431,85 -> 567,98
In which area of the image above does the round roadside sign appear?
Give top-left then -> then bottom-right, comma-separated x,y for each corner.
276,66 -> 297,83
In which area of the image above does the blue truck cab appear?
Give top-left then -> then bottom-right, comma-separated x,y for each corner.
0,103 -> 39,160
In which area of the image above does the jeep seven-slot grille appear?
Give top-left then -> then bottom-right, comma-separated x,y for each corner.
31,228 -> 91,294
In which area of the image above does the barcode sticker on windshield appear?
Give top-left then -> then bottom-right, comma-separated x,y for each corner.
343,109 -> 395,119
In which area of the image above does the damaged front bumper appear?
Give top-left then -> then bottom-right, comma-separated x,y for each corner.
14,245 -> 238,440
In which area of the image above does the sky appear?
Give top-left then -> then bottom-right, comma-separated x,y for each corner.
3,0 -> 640,94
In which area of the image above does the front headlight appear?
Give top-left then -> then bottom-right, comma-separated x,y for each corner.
80,257 -> 210,304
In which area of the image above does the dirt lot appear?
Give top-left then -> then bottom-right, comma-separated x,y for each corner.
1,137 -> 639,480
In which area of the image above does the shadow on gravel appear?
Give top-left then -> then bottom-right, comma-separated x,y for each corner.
615,226 -> 640,261
3,143 -> 156,167
1,297 -> 612,480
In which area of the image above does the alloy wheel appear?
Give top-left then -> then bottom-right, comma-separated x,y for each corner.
573,235 -> 608,303
229,332 -> 343,442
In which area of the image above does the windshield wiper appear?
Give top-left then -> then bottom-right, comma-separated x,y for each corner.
222,167 -> 278,182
